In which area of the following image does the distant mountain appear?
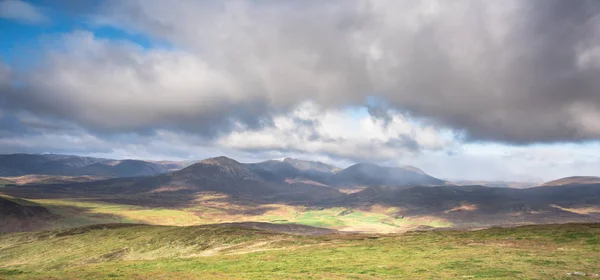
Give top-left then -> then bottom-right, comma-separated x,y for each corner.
77,160 -> 170,177
331,163 -> 446,188
0,154 -> 107,176
175,156 -> 262,182
248,158 -> 445,188
2,155 -> 600,229
120,156 -> 345,205
333,182 -> 600,226
279,158 -> 340,173
542,176 -> 600,187
452,180 -> 539,189
0,154 -> 190,177
247,158 -> 339,183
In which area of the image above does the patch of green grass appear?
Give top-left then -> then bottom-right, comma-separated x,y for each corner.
0,223 -> 598,279
256,207 -> 450,232
28,199 -> 206,228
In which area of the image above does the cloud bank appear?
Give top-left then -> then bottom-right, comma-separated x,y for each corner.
1,0 -> 600,180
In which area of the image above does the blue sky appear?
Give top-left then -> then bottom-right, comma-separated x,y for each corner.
1,0 -> 600,182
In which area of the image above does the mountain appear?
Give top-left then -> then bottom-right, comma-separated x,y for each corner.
247,158 -> 338,183
174,156 -> 262,182
542,176 -> 600,187
452,180 -> 539,189
279,158 -> 340,173
77,160 -> 169,177
0,154 -> 107,176
0,154 -> 189,178
112,156 -> 345,206
1,154 -> 599,231
335,183 -> 600,226
331,163 -> 446,188
248,158 -> 445,188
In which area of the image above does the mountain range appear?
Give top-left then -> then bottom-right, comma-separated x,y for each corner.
0,154 -> 194,178
0,154 -> 447,188
1,153 -> 599,232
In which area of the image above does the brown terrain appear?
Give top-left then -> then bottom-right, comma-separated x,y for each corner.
0,154 -> 599,233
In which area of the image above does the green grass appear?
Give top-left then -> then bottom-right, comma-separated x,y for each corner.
4,196 -> 450,232
258,207 -> 450,232
0,223 -> 598,279
27,199 -> 206,228
0,179 -> 14,188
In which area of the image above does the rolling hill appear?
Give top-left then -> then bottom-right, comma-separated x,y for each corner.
0,196 -> 55,232
542,176 -> 600,186
331,163 -> 446,188
0,223 -> 598,279
0,154 -> 192,177
0,155 -> 599,234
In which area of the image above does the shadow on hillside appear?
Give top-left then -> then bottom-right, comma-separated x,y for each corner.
2,179 -> 600,229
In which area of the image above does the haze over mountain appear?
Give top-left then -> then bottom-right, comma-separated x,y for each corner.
0,154 -> 194,178
0,153 -> 446,188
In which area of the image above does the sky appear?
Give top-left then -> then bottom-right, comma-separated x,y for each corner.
1,0 -> 600,182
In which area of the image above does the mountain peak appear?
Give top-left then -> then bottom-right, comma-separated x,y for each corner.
200,156 -> 241,167
280,158 -> 339,173
336,162 -> 445,188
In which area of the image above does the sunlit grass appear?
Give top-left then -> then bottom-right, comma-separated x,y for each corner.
0,223 -> 598,279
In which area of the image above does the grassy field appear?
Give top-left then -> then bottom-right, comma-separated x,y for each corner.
1,194 -> 450,232
0,223 -> 598,279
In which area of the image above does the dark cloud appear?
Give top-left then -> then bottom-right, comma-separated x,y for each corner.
3,0 -> 600,148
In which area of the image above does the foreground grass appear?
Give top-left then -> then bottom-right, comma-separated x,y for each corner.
0,223 -> 598,279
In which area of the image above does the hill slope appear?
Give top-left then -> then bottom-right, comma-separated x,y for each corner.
542,176 -> 600,186
0,154 -> 189,177
0,196 -> 55,232
332,163 -> 446,188
0,223 -> 598,279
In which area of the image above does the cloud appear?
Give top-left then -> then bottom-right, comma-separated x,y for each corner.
2,0 -> 600,177
0,0 -> 47,24
4,31 -> 274,136
216,102 -> 452,162
90,0 -> 600,143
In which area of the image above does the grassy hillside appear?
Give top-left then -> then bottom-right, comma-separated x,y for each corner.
0,194 -> 450,233
0,223 -> 598,279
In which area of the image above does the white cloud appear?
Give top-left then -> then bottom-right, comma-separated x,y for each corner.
3,0 -> 600,181
216,102 -> 452,162
0,0 -> 47,24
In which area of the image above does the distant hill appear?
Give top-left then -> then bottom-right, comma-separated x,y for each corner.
452,180 -> 539,189
249,158 -> 445,188
119,156 -> 345,206
0,154 -> 445,188
0,154 -> 191,178
542,176 -> 600,187
331,163 -> 446,188
247,158 -> 339,183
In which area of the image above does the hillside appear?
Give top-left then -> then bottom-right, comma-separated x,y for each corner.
0,154 -> 190,177
332,163 -> 446,188
0,154 -> 599,233
0,223 -> 598,279
542,176 -> 600,186
248,159 -> 446,188
0,196 -> 55,232
452,180 -> 539,189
